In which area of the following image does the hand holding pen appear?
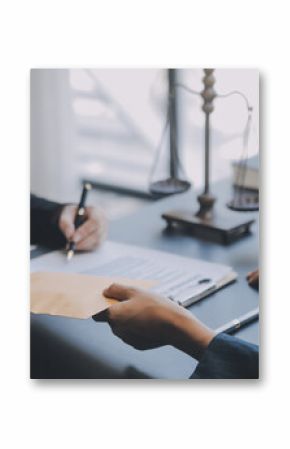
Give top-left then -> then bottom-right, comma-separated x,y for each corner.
58,183 -> 107,259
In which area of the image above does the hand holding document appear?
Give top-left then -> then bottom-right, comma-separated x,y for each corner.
31,272 -> 155,319
31,240 -> 236,318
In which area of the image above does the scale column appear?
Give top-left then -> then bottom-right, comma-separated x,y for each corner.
196,68 -> 217,220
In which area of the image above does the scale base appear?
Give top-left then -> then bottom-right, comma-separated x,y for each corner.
162,209 -> 255,245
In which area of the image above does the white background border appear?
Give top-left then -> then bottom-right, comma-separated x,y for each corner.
0,1 -> 288,448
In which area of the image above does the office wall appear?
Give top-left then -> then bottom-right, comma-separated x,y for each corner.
30,69 -> 259,204
30,69 -> 78,202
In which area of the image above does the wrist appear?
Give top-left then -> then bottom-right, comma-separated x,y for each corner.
169,310 -> 215,361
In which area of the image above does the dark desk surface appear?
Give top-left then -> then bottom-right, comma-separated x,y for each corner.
31,181 -> 259,379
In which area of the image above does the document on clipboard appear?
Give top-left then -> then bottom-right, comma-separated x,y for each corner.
31,240 -> 237,308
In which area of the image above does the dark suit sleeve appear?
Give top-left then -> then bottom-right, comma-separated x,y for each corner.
191,333 -> 259,379
30,194 -> 66,248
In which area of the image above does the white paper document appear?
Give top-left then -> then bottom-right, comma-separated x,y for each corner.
31,240 -> 237,307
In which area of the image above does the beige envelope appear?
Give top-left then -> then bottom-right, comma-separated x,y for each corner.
31,272 -> 155,319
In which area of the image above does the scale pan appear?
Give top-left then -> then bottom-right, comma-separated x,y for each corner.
149,178 -> 191,196
227,199 -> 259,212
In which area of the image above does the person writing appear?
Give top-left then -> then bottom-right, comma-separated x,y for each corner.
30,194 -> 107,250
94,283 -> 259,379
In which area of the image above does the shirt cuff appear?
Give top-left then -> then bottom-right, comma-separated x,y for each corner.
191,333 -> 259,379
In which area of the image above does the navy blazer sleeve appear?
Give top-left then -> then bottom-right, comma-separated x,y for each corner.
30,194 -> 66,248
191,333 -> 259,379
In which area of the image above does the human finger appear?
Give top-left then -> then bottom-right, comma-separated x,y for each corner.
72,218 -> 98,244
103,283 -> 139,301
59,206 -> 76,240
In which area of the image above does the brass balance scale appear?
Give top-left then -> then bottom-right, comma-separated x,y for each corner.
149,69 -> 258,245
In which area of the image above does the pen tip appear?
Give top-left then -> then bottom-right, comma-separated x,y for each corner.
67,250 -> 74,261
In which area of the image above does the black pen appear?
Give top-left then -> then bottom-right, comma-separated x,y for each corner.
66,183 -> 92,260
215,307 -> 259,335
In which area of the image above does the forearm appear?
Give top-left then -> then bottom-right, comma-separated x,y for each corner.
170,312 -> 215,361
169,313 -> 259,378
